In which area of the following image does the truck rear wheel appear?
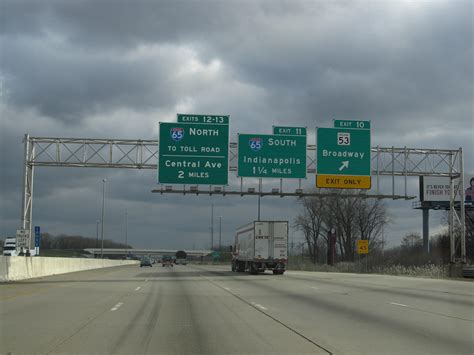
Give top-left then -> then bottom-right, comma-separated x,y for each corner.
273,270 -> 284,275
249,262 -> 258,275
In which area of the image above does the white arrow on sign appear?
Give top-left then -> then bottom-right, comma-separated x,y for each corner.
339,161 -> 349,171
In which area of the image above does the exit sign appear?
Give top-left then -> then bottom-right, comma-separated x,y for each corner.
334,120 -> 370,130
273,126 -> 307,136
158,115 -> 229,185
316,127 -> 371,189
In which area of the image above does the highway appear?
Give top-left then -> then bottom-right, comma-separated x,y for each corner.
1,264 -> 473,355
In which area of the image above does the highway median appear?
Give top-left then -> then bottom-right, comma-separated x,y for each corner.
0,256 -> 138,282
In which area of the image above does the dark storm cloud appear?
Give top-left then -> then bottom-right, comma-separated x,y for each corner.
1,1 -> 304,48
1,36 -> 180,121
2,0 -> 472,130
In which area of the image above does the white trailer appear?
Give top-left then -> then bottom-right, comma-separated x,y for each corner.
232,221 -> 288,274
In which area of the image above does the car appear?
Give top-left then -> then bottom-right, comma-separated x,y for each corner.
162,255 -> 173,267
175,258 -> 188,265
140,258 -> 152,267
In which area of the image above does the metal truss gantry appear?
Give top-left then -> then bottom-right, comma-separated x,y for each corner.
19,135 -> 466,263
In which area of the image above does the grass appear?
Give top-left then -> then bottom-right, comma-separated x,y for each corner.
287,257 -> 451,278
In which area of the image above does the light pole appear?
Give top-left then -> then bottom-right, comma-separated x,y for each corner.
381,224 -> 385,258
96,220 -> 100,250
257,178 -> 262,221
210,203 -> 214,250
100,179 -> 106,259
258,195 -> 261,221
219,216 -> 222,250
125,211 -> 128,259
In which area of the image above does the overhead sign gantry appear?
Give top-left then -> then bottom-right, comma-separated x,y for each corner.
18,115 -> 466,263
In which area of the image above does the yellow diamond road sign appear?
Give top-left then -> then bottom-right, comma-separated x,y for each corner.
357,240 -> 369,254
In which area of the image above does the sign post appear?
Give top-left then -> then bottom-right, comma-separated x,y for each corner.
238,133 -> 306,178
34,226 -> 41,255
357,239 -> 369,273
316,121 -> 371,189
327,228 -> 336,265
158,114 -> 229,185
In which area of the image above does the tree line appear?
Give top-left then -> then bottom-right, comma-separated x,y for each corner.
294,190 -> 473,265
294,189 -> 388,263
39,233 -> 132,250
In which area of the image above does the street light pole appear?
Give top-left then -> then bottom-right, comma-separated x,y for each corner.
211,203 -> 214,250
219,216 -> 222,250
96,220 -> 100,250
100,179 -> 106,259
258,195 -> 261,221
125,211 -> 128,259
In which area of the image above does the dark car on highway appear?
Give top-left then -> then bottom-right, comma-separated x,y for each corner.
162,255 -> 173,267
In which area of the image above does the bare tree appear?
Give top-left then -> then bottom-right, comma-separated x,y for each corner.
327,192 -> 359,261
401,232 -> 422,251
294,194 -> 327,263
295,190 -> 388,263
356,198 -> 388,251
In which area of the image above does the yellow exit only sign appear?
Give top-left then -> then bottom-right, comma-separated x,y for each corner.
317,175 -> 371,189
357,240 -> 369,254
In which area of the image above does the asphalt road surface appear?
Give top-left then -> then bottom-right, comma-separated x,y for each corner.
1,264 -> 473,355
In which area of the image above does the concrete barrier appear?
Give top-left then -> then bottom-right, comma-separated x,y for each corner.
0,256 -> 139,282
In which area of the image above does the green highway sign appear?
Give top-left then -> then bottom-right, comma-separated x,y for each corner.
158,119 -> 229,185
273,126 -> 307,136
334,120 -> 370,130
316,127 -> 371,189
238,134 -> 306,178
177,114 -> 229,125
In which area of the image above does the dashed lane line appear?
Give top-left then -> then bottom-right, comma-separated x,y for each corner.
110,302 -> 124,311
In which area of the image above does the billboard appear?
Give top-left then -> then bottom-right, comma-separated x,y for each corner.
420,176 -> 461,202
466,176 -> 474,202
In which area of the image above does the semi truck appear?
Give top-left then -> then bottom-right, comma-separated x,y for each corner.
2,237 -> 37,256
232,221 -> 288,275
3,237 -> 17,256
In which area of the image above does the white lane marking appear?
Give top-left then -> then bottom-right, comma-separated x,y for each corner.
135,287 -> 141,291
389,302 -> 409,308
310,287 -> 319,290
223,287 -> 230,291
110,302 -> 124,311
251,301 -> 268,310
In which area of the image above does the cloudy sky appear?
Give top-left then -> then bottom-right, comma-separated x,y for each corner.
1,0 -> 472,251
